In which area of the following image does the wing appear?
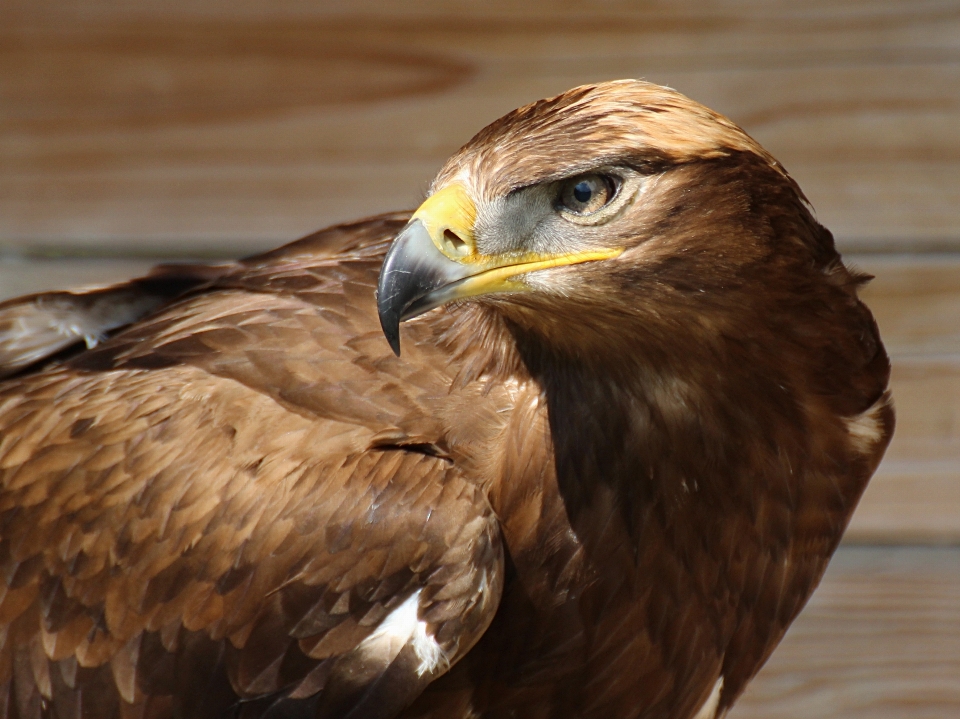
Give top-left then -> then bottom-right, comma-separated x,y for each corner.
0,215 -> 505,719
0,212 -> 411,381
0,263 -> 234,380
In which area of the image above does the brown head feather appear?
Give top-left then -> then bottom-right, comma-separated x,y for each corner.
436,80 -> 796,201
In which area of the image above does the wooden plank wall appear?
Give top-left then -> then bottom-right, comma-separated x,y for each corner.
2,2 -> 958,716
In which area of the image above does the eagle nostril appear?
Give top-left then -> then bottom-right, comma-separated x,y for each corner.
442,229 -> 471,258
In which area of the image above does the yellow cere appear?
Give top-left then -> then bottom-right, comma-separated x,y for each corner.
412,184 -> 479,260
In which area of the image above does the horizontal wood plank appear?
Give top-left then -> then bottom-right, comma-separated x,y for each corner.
3,1 -> 960,253
846,357 -> 960,542
732,545 -> 960,719
3,6 -> 958,716
0,257 -> 158,299
2,252 -> 960,543
844,255 -> 960,542
854,255 -> 960,358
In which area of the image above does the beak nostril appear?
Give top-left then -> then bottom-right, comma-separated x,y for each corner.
442,229 -> 471,258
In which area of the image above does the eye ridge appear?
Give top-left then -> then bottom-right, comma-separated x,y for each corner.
558,173 -> 619,216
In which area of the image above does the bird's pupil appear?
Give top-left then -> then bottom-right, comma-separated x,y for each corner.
573,181 -> 593,204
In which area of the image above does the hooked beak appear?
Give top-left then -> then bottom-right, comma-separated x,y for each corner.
376,183 -> 622,355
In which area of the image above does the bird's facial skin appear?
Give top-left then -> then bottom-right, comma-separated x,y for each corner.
377,169 -> 650,355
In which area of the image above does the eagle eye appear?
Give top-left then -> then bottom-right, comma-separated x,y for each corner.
558,174 -> 618,216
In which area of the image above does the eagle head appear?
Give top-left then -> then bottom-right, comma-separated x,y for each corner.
379,80 -> 813,365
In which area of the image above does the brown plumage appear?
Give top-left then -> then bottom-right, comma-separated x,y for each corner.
0,81 -> 892,719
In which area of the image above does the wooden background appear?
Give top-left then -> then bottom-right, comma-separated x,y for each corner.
2,1 -> 958,716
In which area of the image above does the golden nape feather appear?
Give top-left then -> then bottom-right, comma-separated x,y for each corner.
0,81 -> 892,719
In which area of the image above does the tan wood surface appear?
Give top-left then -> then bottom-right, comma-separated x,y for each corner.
2,2 -> 958,716
846,256 -> 960,544
3,0 -> 960,253
733,546 -> 960,719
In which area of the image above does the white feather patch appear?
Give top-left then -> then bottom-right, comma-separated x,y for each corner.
358,589 -> 448,677
846,391 -> 890,455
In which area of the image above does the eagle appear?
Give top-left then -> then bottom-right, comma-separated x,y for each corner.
0,80 -> 893,719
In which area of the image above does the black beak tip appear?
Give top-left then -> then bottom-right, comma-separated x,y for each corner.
386,330 -> 402,357
377,217 -> 466,358
376,292 -> 403,356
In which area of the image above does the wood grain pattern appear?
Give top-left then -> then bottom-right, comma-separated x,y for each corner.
2,252 -> 959,544
1,3 -> 957,715
845,255 -> 960,542
732,546 -> 960,719
3,0 -> 960,252
855,255 -> 960,358
0,258 -> 158,299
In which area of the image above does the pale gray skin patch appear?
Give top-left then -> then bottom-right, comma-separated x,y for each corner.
471,166 -> 652,258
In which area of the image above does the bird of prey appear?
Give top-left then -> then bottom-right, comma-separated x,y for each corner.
0,80 -> 893,719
